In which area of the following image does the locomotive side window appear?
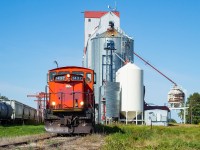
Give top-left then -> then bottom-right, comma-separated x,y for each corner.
49,72 -> 57,81
86,73 -> 92,82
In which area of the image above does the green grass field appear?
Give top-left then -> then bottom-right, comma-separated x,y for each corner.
100,124 -> 200,150
1,124 -> 200,149
0,125 -> 45,137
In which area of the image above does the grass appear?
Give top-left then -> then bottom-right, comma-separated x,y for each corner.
1,124 -> 199,149
101,124 -> 200,150
0,125 -> 45,137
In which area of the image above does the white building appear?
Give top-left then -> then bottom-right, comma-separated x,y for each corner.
83,11 -> 120,68
144,106 -> 170,126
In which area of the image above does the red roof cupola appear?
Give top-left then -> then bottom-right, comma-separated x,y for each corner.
84,11 -> 120,18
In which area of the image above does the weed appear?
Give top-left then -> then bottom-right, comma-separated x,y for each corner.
102,124 -> 200,150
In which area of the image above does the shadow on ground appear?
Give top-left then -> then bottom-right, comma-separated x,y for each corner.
95,124 -> 124,134
168,123 -> 179,126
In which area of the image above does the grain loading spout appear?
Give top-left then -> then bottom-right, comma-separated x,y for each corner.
133,51 -> 177,86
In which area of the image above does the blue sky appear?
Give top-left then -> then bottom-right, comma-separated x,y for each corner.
0,0 -> 199,122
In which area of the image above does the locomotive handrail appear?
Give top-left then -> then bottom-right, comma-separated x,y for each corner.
47,92 -> 93,95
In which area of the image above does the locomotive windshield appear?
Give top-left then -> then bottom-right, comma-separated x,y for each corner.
72,71 -> 84,81
55,75 -> 65,81
54,71 -> 70,81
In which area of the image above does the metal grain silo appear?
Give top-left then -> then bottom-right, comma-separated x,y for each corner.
116,63 -> 144,124
105,82 -> 120,118
90,27 -> 134,123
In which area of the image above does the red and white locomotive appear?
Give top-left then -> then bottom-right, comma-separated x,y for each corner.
44,66 -> 95,134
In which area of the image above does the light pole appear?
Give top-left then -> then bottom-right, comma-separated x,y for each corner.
54,61 -> 58,68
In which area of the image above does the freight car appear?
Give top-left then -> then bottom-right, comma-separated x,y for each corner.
0,99 -> 37,124
44,66 -> 95,134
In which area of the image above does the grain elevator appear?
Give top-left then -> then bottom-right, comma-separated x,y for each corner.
83,11 -> 144,124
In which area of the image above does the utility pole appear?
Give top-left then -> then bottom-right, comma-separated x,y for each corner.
190,100 -> 193,124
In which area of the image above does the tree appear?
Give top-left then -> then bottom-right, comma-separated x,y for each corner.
186,93 -> 200,124
0,96 -> 9,101
178,109 -> 184,123
168,118 -> 177,123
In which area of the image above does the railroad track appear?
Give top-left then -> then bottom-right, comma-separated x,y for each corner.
0,133 -> 104,150
0,133 -> 56,149
18,136 -> 80,150
0,133 -> 82,150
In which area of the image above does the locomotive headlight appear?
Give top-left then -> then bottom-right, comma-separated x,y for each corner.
67,74 -> 70,78
52,101 -> 56,106
80,101 -> 84,106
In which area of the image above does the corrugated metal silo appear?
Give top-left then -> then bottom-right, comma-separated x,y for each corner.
105,82 -> 120,118
91,29 -> 134,123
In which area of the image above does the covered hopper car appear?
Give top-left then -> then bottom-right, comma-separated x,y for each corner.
0,100 -> 37,124
44,66 -> 95,134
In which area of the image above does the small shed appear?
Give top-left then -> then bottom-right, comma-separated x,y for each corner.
144,105 -> 170,126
